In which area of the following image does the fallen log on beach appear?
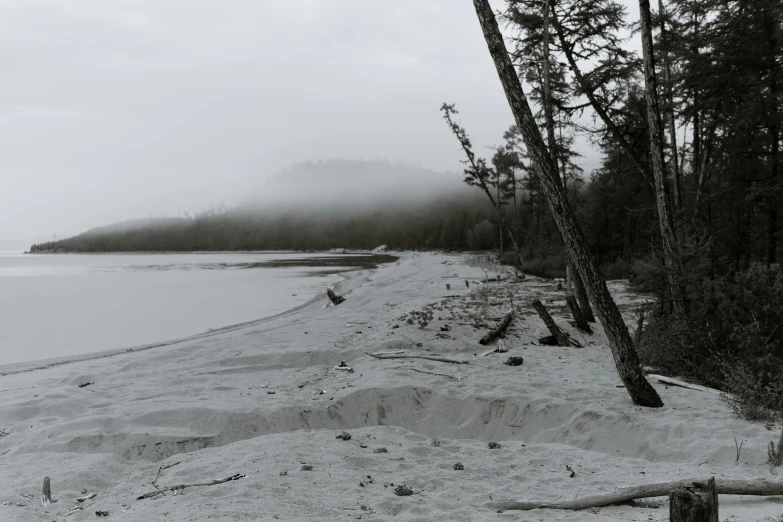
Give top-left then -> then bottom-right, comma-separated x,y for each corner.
327,288 -> 345,305
531,299 -> 571,346
479,309 -> 513,345
365,352 -> 469,365
487,477 -> 783,511
137,473 -> 246,500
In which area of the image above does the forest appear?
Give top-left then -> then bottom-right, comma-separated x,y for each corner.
31,0 -> 782,415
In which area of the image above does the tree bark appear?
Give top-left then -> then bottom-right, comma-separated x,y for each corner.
532,299 -> 571,346
638,0 -> 684,308
566,296 -> 592,333
657,0 -> 681,211
488,477 -> 783,511
541,0 -> 595,323
472,0 -> 663,407
669,477 -> 719,522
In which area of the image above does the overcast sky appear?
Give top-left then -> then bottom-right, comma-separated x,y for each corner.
0,0 -> 641,242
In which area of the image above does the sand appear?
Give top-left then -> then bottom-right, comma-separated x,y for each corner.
1,252 -> 782,521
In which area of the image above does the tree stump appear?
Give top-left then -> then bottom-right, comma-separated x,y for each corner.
41,476 -> 52,506
326,288 -> 345,305
566,296 -> 592,333
532,299 -> 571,346
669,477 -> 718,522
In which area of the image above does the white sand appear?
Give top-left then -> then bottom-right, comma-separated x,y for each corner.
1,252 -> 782,521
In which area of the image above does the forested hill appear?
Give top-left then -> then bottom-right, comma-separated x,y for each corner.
29,160 -> 502,253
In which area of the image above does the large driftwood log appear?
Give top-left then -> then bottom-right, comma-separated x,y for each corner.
365,352 -> 469,365
479,308 -> 514,345
670,477 -> 718,522
487,477 -> 783,511
566,296 -> 592,333
532,299 -> 571,346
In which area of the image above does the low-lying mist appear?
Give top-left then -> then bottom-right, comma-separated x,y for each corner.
29,160 -> 494,253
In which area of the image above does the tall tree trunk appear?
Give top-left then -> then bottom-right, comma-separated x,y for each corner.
657,0 -> 681,211
472,0 -> 663,408
541,0 -> 594,321
497,175 -> 505,259
638,0 -> 684,308
764,5 -> 779,265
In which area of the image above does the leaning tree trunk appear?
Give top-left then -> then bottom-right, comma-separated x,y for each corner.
472,0 -> 663,408
541,0 -> 595,322
638,0 -> 684,309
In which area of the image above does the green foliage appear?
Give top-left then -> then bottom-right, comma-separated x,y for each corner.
639,264 -> 783,420
466,220 -> 496,250
518,255 -> 567,279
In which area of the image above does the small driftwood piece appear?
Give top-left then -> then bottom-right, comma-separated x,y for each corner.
365,352 -> 469,365
648,374 -> 721,395
566,296 -> 592,334
408,368 -> 455,379
479,309 -> 514,345
76,492 -> 96,502
137,473 -> 246,500
153,461 -> 181,486
488,477 -> 783,511
670,477 -> 718,522
481,338 -> 509,356
326,288 -> 345,306
41,476 -> 52,506
531,299 -> 571,346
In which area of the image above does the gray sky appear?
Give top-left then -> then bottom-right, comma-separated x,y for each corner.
0,0 -> 640,242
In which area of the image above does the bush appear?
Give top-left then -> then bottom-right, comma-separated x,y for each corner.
638,264 -> 783,421
466,220 -> 496,250
600,258 -> 634,280
518,255 -> 567,279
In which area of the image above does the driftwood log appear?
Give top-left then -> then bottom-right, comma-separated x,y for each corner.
488,477 -> 783,511
326,288 -> 345,305
670,477 -> 718,522
137,473 -> 246,500
479,308 -> 514,345
531,299 -> 571,346
566,296 -> 592,333
365,352 -> 469,365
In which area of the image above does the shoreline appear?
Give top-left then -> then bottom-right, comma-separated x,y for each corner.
0,256 -> 384,377
1,252 -> 781,521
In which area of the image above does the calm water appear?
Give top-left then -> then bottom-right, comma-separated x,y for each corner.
0,252 -> 387,366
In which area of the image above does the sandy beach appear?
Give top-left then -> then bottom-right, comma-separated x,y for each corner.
1,252 -> 782,521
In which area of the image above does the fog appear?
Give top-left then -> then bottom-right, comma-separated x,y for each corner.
0,0 -> 640,244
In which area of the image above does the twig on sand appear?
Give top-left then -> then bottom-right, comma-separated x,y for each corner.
365,352 -> 469,365
137,473 -> 246,500
408,368 -> 456,379
152,461 -> 181,486
487,477 -> 783,511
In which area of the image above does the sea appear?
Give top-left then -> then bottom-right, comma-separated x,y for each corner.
0,251 -> 393,366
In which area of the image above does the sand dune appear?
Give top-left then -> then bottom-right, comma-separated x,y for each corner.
1,253 -> 782,521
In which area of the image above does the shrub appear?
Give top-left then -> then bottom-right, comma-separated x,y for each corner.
466,220 -> 496,251
600,258 -> 634,280
638,264 -> 783,421
518,255 -> 567,279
